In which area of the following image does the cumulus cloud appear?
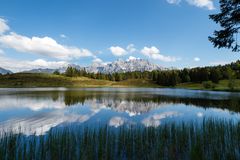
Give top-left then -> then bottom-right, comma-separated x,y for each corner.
0,55 -> 68,72
109,44 -> 136,56
141,46 -> 176,62
194,57 -> 200,61
0,18 -> 9,34
166,0 -> 215,10
28,59 -> 68,68
109,46 -> 127,56
0,32 -> 93,60
126,44 -> 136,53
0,18 -> 93,60
187,0 -> 215,10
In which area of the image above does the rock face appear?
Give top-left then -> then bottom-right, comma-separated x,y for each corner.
22,58 -> 162,74
22,68 -> 56,74
85,58 -> 162,73
0,67 -> 12,75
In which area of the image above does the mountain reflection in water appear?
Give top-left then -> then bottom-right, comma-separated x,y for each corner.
0,88 -> 239,135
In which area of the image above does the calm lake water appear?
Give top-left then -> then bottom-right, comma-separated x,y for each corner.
0,88 -> 240,135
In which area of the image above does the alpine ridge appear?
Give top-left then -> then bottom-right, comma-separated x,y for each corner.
84,58 -> 162,73
24,58 -> 162,74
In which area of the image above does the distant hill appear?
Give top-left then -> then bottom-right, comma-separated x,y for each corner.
0,67 -> 12,75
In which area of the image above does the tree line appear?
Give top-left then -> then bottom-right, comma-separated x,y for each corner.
60,60 -> 240,87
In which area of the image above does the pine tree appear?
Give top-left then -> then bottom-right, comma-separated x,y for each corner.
209,0 -> 240,52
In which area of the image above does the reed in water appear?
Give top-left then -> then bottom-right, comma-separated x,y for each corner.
0,119 -> 239,160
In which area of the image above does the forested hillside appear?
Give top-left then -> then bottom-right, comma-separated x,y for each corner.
63,60 -> 240,88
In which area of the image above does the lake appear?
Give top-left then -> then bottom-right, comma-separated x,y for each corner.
0,88 -> 239,136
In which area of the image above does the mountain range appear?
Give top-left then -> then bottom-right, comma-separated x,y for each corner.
0,67 -> 12,75
1,58 -> 163,74
84,58 -> 162,73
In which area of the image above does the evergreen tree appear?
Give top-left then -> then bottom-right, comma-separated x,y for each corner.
209,0 -> 240,52
180,68 -> 191,83
210,68 -> 222,83
53,70 -> 60,75
65,67 -> 74,77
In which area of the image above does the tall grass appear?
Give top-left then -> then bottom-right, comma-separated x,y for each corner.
0,119 -> 239,160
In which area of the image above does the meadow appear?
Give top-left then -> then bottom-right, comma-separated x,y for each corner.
0,73 -> 240,91
0,73 -> 159,88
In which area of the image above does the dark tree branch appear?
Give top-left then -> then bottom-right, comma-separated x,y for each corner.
209,0 -> 240,52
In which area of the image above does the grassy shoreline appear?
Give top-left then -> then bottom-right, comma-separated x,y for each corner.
0,73 -> 239,92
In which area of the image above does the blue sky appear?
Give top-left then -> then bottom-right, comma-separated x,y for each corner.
0,0 -> 239,72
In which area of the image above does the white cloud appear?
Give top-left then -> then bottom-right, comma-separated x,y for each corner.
140,46 -> 176,62
28,59 -> 68,69
92,57 -> 103,64
0,18 -> 93,60
194,57 -> 200,61
0,55 -> 68,72
167,0 -> 181,4
126,44 -> 136,53
109,46 -> 127,56
126,56 -> 140,61
167,0 -> 215,10
60,34 -> 67,38
109,44 -> 136,56
187,0 -> 215,10
0,32 -> 93,60
0,18 -> 9,34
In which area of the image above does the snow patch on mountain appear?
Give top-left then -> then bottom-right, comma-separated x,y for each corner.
85,58 -> 162,73
22,58 -> 163,74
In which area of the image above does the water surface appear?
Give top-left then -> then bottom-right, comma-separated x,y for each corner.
0,88 -> 239,135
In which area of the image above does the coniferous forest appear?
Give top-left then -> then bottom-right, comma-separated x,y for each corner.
63,60 -> 240,87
